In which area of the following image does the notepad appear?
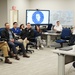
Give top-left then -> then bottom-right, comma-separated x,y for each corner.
48,31 -> 56,33
59,47 -> 73,51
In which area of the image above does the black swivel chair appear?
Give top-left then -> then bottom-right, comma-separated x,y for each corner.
26,38 -> 37,53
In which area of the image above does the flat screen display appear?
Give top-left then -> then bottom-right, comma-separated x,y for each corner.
26,10 -> 50,25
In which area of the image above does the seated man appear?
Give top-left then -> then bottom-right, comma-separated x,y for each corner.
1,23 -> 30,60
20,23 -> 35,48
54,21 -> 62,33
11,22 -> 21,36
0,42 -> 12,64
19,24 -> 25,31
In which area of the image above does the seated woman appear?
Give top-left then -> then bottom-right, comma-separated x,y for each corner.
0,42 -> 12,64
20,24 -> 25,31
35,25 -> 44,49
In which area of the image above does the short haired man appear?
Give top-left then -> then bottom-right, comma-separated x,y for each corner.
54,21 -> 62,32
11,22 -> 21,35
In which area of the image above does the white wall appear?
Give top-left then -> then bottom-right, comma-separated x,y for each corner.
29,0 -> 75,26
0,0 -> 75,27
29,0 -> 75,10
7,0 -> 29,25
0,0 -> 7,27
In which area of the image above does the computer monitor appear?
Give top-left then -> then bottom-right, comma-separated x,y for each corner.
47,24 -> 52,30
26,9 -> 50,25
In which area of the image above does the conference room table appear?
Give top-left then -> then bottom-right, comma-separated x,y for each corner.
42,31 -> 60,47
52,45 -> 75,75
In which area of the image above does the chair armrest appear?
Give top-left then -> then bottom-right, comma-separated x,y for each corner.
15,36 -> 21,40
0,38 -> 7,41
65,36 -> 70,39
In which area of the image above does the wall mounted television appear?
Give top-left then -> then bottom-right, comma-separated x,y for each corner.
26,9 -> 50,25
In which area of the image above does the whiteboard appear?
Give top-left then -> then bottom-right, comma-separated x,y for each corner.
50,10 -> 74,26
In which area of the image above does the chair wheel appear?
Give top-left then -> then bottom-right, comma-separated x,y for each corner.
32,50 -> 34,52
1,54 -> 3,57
55,48 -> 57,49
0,59 -> 3,61
73,62 -> 75,68
1,59 -> 3,61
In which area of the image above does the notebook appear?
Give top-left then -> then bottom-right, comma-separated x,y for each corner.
48,30 -> 56,33
59,46 -> 73,51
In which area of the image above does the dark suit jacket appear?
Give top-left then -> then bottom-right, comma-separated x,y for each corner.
20,28 -> 34,40
1,28 -> 15,42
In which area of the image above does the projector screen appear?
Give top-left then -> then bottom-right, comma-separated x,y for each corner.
26,10 -> 50,25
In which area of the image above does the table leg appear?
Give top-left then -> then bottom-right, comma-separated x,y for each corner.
47,35 -> 51,47
58,54 -> 65,75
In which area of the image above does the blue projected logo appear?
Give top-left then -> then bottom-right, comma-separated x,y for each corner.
32,11 -> 44,24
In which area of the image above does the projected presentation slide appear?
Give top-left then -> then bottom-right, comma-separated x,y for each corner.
26,10 -> 50,25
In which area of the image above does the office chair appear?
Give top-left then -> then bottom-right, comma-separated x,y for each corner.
55,28 -> 72,49
26,41 -> 35,53
26,35 -> 37,53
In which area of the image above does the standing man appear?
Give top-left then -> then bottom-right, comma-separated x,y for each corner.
1,23 -> 30,60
